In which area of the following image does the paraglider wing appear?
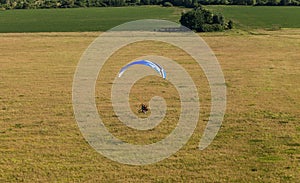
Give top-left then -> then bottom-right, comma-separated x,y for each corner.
118,60 -> 166,79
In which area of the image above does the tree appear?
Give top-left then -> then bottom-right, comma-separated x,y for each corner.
60,0 -> 75,7
280,0 -> 291,5
74,0 -> 86,7
163,1 -> 173,6
183,0 -> 193,7
140,0 -> 150,4
180,7 -> 229,32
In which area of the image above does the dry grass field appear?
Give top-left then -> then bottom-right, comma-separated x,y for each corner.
0,29 -> 299,182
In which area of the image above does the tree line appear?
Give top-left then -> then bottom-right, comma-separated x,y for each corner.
1,0 -> 299,9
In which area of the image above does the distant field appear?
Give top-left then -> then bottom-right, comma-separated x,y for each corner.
1,6 -> 300,33
206,6 -> 300,29
0,6 -> 182,33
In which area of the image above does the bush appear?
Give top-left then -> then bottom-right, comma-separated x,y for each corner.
227,20 -> 233,29
180,7 -> 229,32
202,24 -> 224,32
266,24 -> 281,31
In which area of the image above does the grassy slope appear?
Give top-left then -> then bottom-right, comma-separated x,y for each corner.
0,6 -> 181,33
0,30 -> 299,182
206,6 -> 300,29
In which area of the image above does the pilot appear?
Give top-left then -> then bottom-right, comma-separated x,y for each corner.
139,103 -> 148,114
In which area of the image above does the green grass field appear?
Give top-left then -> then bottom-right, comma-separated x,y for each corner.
206,6 -> 300,29
0,6 -> 181,33
1,6 -> 300,33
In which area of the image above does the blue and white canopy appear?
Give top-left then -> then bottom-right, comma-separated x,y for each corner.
118,60 -> 166,79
